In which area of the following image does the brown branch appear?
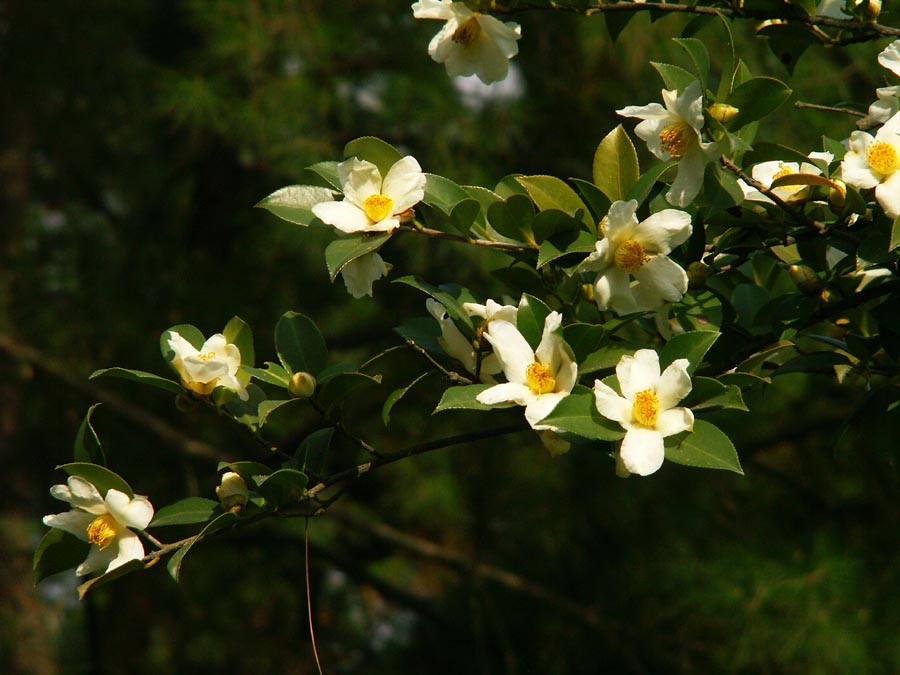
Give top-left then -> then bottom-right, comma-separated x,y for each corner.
794,100 -> 866,117
397,223 -> 533,254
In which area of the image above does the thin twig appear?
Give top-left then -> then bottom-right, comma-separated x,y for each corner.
406,341 -> 474,385
794,101 -> 865,117
397,223 -> 533,254
305,519 -> 325,675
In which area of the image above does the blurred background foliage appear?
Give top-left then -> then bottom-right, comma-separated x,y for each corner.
2,0 -> 899,673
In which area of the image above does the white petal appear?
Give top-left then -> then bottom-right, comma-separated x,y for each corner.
597,267 -> 641,315
340,252 -> 389,298
477,381 -> 534,407
428,20 -> 460,64
534,311 -> 563,372
634,117 -> 671,160
411,0 -> 456,20
312,200 -> 375,234
617,102 -> 669,122
666,147 -> 705,207
875,109 -> 900,141
670,81 -> 705,133
43,510 -> 95,541
593,380 -> 631,425
619,428 -> 666,476
382,156 -> 426,213
657,358 -> 692,410
338,158 -> 382,208
525,392 -> 567,429
77,543 -> 118,576
657,406 -> 694,438
577,239 -> 611,273
617,349 -> 660,400
554,357 -> 578,395
105,490 -> 154,530
604,200 -> 639,242
633,255 -> 688,304
875,170 -> 900,218
878,40 -> 900,77
106,529 -> 146,572
478,15 -> 521,59
56,476 -> 106,513
633,209 -> 692,253
482,320 -> 534,385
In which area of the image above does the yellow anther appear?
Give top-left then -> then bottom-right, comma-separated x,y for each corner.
197,351 -> 216,361
771,163 -> 803,195
452,14 -> 482,45
526,362 -> 556,396
87,514 -> 118,550
632,389 -> 660,427
866,141 -> 898,176
598,215 -> 609,236
363,194 -> 394,223
614,239 -> 649,272
659,121 -> 693,158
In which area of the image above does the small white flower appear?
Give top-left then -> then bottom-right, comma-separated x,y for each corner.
738,152 -> 834,204
43,476 -> 154,576
859,86 -> 900,129
578,200 -> 692,315
426,298 -> 517,380
476,312 -> 577,429
841,110 -> 900,218
617,80 -> 710,207
411,0 -> 522,84
593,349 -> 694,477
341,251 -> 390,298
462,298 -> 518,325
312,156 -> 426,234
168,331 -> 249,401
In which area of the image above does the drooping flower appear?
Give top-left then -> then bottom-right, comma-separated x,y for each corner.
312,156 -> 426,234
617,80 -> 711,207
859,85 -> 900,129
738,152 -> 834,204
578,199 -> 692,315
476,311 -> 577,429
411,0 -> 522,84
340,251 -> 390,298
168,331 -> 249,401
841,110 -> 900,218
43,476 -> 154,576
593,349 -> 694,476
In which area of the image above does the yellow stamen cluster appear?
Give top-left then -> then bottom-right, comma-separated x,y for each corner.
614,239 -> 649,272
452,14 -> 482,45
363,194 -> 394,223
659,121 -> 693,158
87,514 -> 118,550
632,389 -> 660,427
526,361 -> 556,396
197,351 -> 216,361
866,141 -> 899,176
771,163 -> 803,195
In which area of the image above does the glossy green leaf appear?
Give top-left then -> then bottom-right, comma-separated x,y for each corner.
423,173 -> 470,212
223,383 -> 266,431
150,498 -> 221,527
383,371 -> 432,428
78,559 -> 146,599
223,315 -> 254,369
167,512 -> 237,581
592,125 -> 639,203
891,215 -> 900,252
516,293 -> 553,351
570,178 -> 610,225
726,77 -> 792,128
658,331 -> 719,375
293,427 -> 334,475
257,398 -> 305,429
394,316 -> 444,355
537,229 -> 596,268
537,387 -> 624,441
682,376 -> 748,411
57,463 -> 134,498
275,311 -> 328,376
664,419 -> 743,474
604,11 -> 634,42
393,276 -> 476,334
626,160 -> 677,206
90,368 -> 184,395
255,468 -> 308,508
434,384 -> 493,413
516,175 -> 592,227
343,136 -> 403,178
673,38 -> 709,89
323,232 -> 391,281
774,351 -> 851,377
73,404 -> 105,465
650,62 -> 697,92
563,323 -> 606,364
33,529 -> 90,586
486,194 -> 536,246
243,361 -> 291,388
531,209 -> 582,243
254,185 -> 335,226
305,161 -> 342,190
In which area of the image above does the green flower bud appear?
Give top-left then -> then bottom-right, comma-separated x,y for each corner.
687,261 -> 709,289
288,371 -> 317,398
216,472 -> 249,513
788,264 -> 822,295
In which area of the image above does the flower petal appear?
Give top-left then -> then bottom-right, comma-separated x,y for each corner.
657,406 -> 694,438
338,158 -> 382,208
875,170 -> 900,218
593,380 -> 631,425
633,255 -> 688,304
105,490 -> 154,530
534,311 -> 563,373
525,392 -> 567,429
312,200 -> 375,234
657,357 -> 692,410
617,349 -> 660,400
106,529 -> 146,572
411,0 -> 457,20
43,510 -> 95,541
633,209 -> 692,253
482,320 -> 534,385
619,427 -> 666,476
77,543 -> 118,576
666,147 -> 705,207
340,252 -> 389,298
476,381 -> 534,407
382,156 -> 426,213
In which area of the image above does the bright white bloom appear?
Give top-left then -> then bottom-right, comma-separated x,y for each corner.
312,156 -> 426,234
43,476 -> 154,576
168,331 -> 249,401
411,0 -> 522,84
341,251 -> 390,298
476,311 -> 577,429
578,200 -> 692,315
878,40 -> 900,77
841,111 -> 900,218
617,80 -> 710,207
462,298 -> 518,325
593,349 -> 694,477
859,86 -> 900,129
738,152 -> 834,204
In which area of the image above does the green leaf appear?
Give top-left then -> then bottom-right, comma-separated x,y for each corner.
537,229 -> 597,268
736,340 -> 795,374
516,293 -> 552,350
394,316 -> 444,355
223,316 -> 254,369
674,38 -> 709,89
317,371 -> 382,412
223,383 -> 267,431
626,161 -> 677,206
167,512 -> 237,581
150,498 -> 221,527
324,231 -> 392,281
650,62 -> 697,92
73,404 -> 105,465
718,371 -> 771,387
78,559 -> 146,599
531,209 -> 582,243
383,371 -> 432,428
243,361 -> 291,388
516,175 -> 592,227
217,461 -> 272,482
393,276 -> 476,334
891,215 -> 900,252
486,194 -> 536,246
255,468 -> 308,508
57,463 -> 134,498
423,173 -> 471,213
755,21 -> 813,75
294,427 -> 334,475
774,351 -> 851,376
537,388 -> 624,441
604,11 -> 634,42
254,185 -> 336,226
275,311 -> 328,377
658,331 -> 720,375
682,376 -> 748,411
494,174 -> 529,198
304,161 -> 342,190
664,419 -> 743,474
90,367 -> 183,395
563,323 -> 607,364
570,178 -> 610,225
256,398 -> 305,429
716,11 -> 736,100
726,77 -> 792,128
33,529 -> 90,586
343,136 -> 403,178
592,125 -> 640,203
434,384 -> 493,412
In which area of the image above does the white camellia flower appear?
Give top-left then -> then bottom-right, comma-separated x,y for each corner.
43,475 -> 154,576
878,39 -> 900,76
738,152 -> 834,204
593,349 -> 694,477
341,251 -> 390,299
168,331 -> 249,401
476,311 -> 577,429
312,156 -> 426,234
841,110 -> 900,218
859,86 -> 900,129
617,80 -> 711,207
461,298 -> 518,325
578,200 -> 692,315
411,0 -> 522,84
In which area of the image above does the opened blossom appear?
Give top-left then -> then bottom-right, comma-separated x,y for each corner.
578,199 -> 692,315
593,349 -> 694,477
617,80 -> 710,207
312,156 -> 426,234
411,0 -> 522,84
842,110 -> 900,218
168,331 -> 249,401
476,311 -> 577,429
341,251 -> 390,298
43,476 -> 154,576
738,152 -> 834,204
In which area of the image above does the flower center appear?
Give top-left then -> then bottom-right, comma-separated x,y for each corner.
452,14 -> 482,45
632,389 -> 660,427
197,351 -> 216,361
771,163 -> 803,194
363,194 -> 394,223
87,514 -> 118,550
866,141 -> 898,176
614,239 -> 649,272
526,361 -> 556,396
658,121 -> 693,158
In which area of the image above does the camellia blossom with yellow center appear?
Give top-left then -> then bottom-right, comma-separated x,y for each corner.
617,80 -> 711,207
312,156 -> 426,234
738,152 -> 834,204
475,311 -> 577,429
593,349 -> 694,477
842,110 -> 900,218
168,331 -> 249,401
43,475 -> 154,576
411,0 -> 522,84
578,199 -> 692,315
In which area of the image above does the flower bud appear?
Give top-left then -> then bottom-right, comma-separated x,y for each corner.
788,264 -> 822,295
687,261 -> 709,289
827,179 -> 847,214
288,371 -> 317,398
216,472 -> 249,513
581,283 -> 595,303
708,103 -> 739,125
856,0 -> 881,20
